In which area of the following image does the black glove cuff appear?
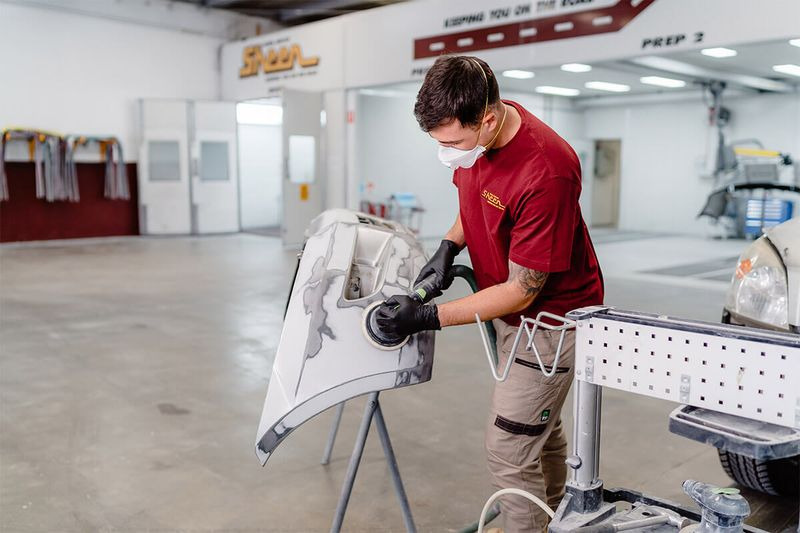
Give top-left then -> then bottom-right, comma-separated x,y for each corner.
440,239 -> 462,258
422,304 -> 441,331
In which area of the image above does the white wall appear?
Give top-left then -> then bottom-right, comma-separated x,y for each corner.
0,2 -> 233,162
238,124 -> 282,228
355,90 -> 456,239
582,91 -> 800,235
354,86 -> 584,239
323,90 -> 348,210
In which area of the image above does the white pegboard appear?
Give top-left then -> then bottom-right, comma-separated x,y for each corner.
573,310 -> 800,429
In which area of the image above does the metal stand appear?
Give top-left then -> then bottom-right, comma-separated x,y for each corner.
328,392 -> 416,533
549,306 -> 800,532
321,402 -> 345,466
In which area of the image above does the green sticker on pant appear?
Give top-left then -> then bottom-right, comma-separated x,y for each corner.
541,409 -> 551,422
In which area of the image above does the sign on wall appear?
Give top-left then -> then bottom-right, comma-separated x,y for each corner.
413,0 -> 656,60
238,41 -> 320,79
221,17 -> 344,99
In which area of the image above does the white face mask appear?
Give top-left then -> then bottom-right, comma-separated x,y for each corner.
437,143 -> 486,170
436,105 -> 507,170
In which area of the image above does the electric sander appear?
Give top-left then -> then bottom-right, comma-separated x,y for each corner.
362,273 -> 438,351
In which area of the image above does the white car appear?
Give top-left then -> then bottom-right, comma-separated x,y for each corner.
674,218 -> 800,497
723,217 -> 799,333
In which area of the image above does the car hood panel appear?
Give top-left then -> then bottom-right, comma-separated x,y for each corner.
255,209 -> 434,465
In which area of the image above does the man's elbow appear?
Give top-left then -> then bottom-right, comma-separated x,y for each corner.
504,282 -> 536,312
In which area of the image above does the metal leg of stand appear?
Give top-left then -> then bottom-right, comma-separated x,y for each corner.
321,402 -> 346,465
330,393 -> 379,533
330,392 -> 416,533
374,399 -> 417,533
572,379 -> 602,489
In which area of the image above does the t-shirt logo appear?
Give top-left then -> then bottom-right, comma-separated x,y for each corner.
481,189 -> 506,211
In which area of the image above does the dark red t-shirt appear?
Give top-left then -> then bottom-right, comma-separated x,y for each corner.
453,100 -> 604,326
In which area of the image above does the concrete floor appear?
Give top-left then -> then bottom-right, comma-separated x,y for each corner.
1,232 -> 797,532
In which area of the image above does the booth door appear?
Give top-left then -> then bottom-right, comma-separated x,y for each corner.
138,100 -> 191,235
282,90 -> 323,248
191,101 -> 240,234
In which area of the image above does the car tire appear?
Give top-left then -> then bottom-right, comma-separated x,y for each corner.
718,449 -> 799,496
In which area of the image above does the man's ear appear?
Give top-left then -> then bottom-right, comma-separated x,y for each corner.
484,108 -> 499,129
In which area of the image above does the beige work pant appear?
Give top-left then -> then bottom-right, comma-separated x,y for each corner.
485,319 -> 576,533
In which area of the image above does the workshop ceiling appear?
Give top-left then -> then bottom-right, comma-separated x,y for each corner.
496,39 -> 800,99
176,0 -> 407,25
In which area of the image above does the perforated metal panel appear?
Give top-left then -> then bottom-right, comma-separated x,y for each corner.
570,308 -> 800,429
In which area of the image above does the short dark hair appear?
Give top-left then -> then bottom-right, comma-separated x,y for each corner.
414,55 -> 500,132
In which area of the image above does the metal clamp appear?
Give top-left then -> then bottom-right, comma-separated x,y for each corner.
476,311 -> 576,381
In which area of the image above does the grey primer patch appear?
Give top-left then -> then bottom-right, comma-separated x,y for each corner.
301,235 -> 342,360
157,403 -> 191,415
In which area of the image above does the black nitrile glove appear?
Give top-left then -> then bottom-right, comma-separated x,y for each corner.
414,239 -> 461,299
374,295 -> 441,338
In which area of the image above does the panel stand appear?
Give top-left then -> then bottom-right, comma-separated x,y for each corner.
328,392 -> 416,533
321,402 -> 345,466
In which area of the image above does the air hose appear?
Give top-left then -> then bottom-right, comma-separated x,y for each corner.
451,265 -> 498,366
450,264 -> 502,533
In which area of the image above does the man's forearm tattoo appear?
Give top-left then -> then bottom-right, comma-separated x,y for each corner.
508,261 -> 549,299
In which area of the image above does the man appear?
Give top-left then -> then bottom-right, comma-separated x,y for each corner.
374,55 -> 604,533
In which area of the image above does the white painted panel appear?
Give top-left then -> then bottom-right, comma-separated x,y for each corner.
138,100 -> 191,235
192,101 -> 240,234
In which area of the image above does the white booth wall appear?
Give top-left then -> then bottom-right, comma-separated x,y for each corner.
583,91 -> 800,235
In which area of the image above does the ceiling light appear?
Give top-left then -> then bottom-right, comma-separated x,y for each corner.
502,69 -> 535,79
535,86 -> 581,96
236,103 -> 282,125
700,47 -> 737,58
584,81 -> 631,93
772,64 -> 800,77
561,63 -> 592,73
639,76 -> 686,88
789,39 -> 800,48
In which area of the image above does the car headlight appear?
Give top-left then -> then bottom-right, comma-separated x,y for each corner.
725,238 -> 789,329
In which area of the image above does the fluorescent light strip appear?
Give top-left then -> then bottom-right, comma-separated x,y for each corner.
701,47 -> 737,58
502,69 -> 535,79
535,86 -> 580,97
640,76 -> 686,88
561,63 -> 592,73
772,64 -> 800,77
789,39 -> 800,48
585,81 -> 630,93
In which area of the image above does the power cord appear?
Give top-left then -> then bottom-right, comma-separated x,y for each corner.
476,488 -> 555,532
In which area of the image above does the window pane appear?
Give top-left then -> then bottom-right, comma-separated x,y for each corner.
148,140 -> 180,181
200,141 -> 229,181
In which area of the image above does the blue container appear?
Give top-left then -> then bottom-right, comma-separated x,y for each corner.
744,198 -> 794,236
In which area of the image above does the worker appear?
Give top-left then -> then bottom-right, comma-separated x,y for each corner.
374,55 -> 604,533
